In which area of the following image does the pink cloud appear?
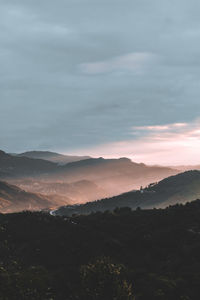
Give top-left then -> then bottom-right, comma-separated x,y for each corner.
132,123 -> 187,131
71,119 -> 200,166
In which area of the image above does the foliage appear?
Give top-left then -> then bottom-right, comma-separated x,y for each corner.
80,257 -> 134,300
0,200 -> 200,298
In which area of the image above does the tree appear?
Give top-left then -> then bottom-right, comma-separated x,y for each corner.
80,257 -> 135,300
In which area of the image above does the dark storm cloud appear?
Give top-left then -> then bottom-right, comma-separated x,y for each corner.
1,0 -> 200,153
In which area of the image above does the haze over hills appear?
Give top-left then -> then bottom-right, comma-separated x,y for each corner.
52,157 -> 179,194
0,176 -> 107,212
0,150 -> 179,205
15,151 -> 91,165
54,170 -> 200,216
10,179 -> 107,205
169,164 -> 200,172
2,147 -> 200,217
0,181 -> 65,213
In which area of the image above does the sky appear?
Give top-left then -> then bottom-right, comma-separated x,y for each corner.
1,0 -> 200,165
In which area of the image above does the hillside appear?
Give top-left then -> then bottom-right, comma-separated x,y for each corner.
55,157 -> 179,195
16,151 -> 91,165
1,150 -> 179,202
0,181 -> 69,213
0,200 -> 200,299
10,179 -> 107,205
0,150 -> 58,178
55,170 -> 200,216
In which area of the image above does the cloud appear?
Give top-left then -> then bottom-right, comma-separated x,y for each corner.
79,52 -> 154,74
73,119 -> 200,165
1,0 -> 200,157
132,123 -> 187,131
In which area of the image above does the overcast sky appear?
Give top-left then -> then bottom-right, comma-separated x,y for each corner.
1,0 -> 200,164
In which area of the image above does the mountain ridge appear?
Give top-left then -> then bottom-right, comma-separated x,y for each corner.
54,170 -> 200,216
15,150 -> 91,165
1,150 -> 179,194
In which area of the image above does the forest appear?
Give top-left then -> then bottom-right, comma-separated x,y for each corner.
0,199 -> 200,299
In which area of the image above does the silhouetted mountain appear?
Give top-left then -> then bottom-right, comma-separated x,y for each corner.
2,151 -> 177,185
54,170 -> 200,216
0,150 -> 58,178
16,151 -> 91,165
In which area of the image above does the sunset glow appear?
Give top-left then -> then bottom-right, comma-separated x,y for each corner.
72,119 -> 200,165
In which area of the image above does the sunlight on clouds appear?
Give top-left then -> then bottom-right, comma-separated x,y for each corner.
132,123 -> 187,131
74,119 -> 200,166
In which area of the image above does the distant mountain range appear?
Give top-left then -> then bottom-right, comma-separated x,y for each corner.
0,149 -> 184,212
2,147 -> 200,214
51,157 -> 179,195
0,150 -> 58,178
14,151 -> 91,165
54,170 -> 200,216
1,149 -> 179,198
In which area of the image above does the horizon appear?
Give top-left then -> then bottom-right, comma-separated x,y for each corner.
3,148 -> 200,167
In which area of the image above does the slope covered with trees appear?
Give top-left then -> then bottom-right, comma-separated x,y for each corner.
0,200 -> 200,299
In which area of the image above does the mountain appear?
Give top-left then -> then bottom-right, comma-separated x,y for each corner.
16,151 -> 91,165
0,181 -> 60,213
1,150 -> 179,204
2,151 -> 177,187
54,157 -> 179,195
54,170 -> 200,216
0,150 -> 58,178
10,179 -> 107,205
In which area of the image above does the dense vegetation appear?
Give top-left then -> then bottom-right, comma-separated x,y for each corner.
0,200 -> 200,299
